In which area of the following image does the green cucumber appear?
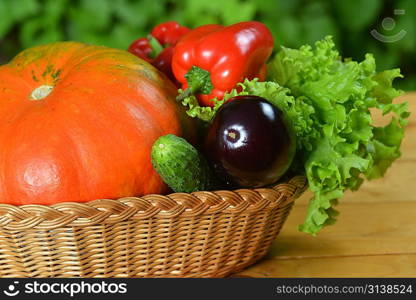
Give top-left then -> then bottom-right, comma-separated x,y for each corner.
151,134 -> 217,193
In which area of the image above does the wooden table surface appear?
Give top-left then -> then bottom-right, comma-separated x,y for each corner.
236,92 -> 416,278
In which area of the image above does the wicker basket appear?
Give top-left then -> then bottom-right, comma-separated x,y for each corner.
0,175 -> 307,278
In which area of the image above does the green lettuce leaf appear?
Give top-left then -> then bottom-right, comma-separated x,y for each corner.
268,36 -> 408,235
177,91 -> 225,122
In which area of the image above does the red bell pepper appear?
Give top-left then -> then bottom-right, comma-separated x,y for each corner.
172,21 -> 274,107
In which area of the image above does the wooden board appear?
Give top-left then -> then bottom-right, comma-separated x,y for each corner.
238,254 -> 416,278
236,92 -> 416,277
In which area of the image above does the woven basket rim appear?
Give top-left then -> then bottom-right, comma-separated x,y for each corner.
0,175 -> 307,231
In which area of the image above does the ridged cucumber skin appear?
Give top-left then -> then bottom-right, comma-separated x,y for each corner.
151,134 -> 216,193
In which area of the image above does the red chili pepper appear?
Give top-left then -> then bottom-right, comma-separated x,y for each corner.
172,21 -> 274,107
128,22 -> 190,86
151,21 -> 191,46
127,37 -> 153,62
152,46 -> 181,86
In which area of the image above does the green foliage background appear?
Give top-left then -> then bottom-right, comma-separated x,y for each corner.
0,0 -> 414,89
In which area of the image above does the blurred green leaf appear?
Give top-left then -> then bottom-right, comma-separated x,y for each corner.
182,0 -> 255,25
367,41 -> 400,70
68,0 -> 110,31
44,0 -> 68,21
109,23 -> 144,49
271,16 -> 303,47
303,16 -> 338,46
254,0 -> 301,16
113,0 -> 165,27
0,1 -> 13,37
220,0 -> 256,24
8,0 -> 39,22
183,0 -> 221,25
393,0 -> 416,52
20,18 -> 63,47
334,0 -> 382,31
301,2 -> 339,45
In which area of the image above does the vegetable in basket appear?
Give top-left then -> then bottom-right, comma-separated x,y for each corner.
172,21 -> 274,106
151,134 -> 218,193
0,42 -> 194,205
204,95 -> 296,187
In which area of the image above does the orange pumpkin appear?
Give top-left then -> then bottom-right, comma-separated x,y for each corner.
0,42 -> 192,205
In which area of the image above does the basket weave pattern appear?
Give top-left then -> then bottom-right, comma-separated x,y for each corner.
0,176 -> 307,278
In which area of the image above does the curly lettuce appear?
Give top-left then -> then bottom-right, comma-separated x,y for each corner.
268,36 -> 408,234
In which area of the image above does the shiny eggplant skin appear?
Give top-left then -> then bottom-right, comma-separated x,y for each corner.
204,95 -> 296,187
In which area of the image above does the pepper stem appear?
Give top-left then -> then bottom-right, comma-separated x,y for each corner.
176,66 -> 213,102
148,35 -> 164,59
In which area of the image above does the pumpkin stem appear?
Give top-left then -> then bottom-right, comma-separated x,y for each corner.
30,85 -> 54,101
